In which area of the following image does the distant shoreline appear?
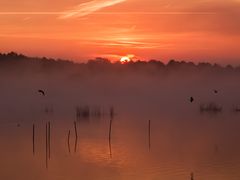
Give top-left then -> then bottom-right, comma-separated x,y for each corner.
0,52 -> 238,69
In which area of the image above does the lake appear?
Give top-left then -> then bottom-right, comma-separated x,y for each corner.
1,107 -> 240,180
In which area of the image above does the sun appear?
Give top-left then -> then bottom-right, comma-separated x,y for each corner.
120,56 -> 131,64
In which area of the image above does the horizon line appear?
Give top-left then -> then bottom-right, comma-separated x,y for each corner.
0,51 -> 237,67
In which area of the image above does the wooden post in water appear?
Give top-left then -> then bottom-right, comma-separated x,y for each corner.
33,124 -> 35,155
48,121 -> 51,160
108,118 -> 113,158
68,130 -> 71,154
45,123 -> 48,169
110,106 -> 114,119
74,121 -> 78,153
191,172 -> 194,180
148,120 -> 151,151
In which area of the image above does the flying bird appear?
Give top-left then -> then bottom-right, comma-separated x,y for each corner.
190,97 -> 194,103
214,90 -> 218,94
38,89 -> 45,96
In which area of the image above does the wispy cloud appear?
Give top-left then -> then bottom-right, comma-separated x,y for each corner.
59,0 -> 127,19
0,11 -> 216,16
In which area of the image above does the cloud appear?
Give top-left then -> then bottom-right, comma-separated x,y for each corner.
59,0 -> 126,19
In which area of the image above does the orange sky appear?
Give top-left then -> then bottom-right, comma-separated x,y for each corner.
0,0 -> 240,64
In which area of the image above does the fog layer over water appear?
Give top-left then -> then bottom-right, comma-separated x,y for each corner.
1,57 -> 240,180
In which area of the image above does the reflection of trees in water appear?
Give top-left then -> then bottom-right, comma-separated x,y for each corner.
200,102 -> 222,113
76,105 -> 115,122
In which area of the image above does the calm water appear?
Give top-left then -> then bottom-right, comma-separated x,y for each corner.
1,108 -> 240,180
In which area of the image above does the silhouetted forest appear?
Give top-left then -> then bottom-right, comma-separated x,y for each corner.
0,52 -> 238,76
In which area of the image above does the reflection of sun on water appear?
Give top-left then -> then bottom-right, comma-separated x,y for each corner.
78,139 -> 141,169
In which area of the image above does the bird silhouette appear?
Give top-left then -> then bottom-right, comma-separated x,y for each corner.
214,89 -> 218,94
38,89 -> 45,96
190,97 -> 194,103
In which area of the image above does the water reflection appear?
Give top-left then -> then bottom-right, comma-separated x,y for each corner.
1,111 -> 240,180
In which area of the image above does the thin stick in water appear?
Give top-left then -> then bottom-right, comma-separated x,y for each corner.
74,121 -> 78,139
148,120 -> 151,150
108,118 -> 113,158
33,123 -> 35,155
74,121 -> 78,153
45,123 -> 48,169
68,130 -> 71,154
191,172 -> 194,180
48,121 -> 51,160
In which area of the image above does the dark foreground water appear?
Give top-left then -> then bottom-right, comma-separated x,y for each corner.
1,109 -> 240,180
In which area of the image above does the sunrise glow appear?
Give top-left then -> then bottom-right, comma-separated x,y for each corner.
0,0 -> 240,64
1,1 -> 240,179
120,56 -> 131,64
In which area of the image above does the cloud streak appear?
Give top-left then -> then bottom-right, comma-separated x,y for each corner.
59,0 -> 127,19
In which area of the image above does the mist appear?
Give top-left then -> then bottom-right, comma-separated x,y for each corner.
1,52 -> 240,121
